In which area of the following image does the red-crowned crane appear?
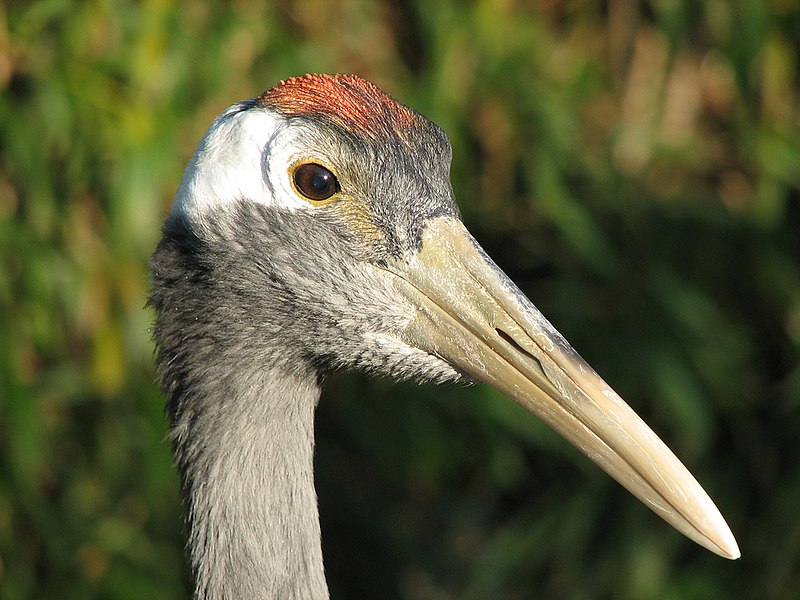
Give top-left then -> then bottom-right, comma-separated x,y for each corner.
150,74 -> 739,599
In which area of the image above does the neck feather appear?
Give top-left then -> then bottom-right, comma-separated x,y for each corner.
150,219 -> 329,599
172,368 -> 328,600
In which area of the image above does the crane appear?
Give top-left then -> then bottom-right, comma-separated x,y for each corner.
150,73 -> 739,599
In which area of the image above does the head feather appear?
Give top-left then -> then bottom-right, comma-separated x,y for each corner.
259,74 -> 421,142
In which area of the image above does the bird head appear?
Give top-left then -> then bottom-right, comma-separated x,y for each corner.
168,73 -> 739,560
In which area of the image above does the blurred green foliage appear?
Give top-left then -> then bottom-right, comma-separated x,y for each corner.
1,1 -> 799,598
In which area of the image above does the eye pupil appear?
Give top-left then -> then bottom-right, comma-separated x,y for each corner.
293,163 -> 340,201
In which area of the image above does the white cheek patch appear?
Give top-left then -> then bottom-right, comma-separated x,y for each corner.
172,101 -> 311,224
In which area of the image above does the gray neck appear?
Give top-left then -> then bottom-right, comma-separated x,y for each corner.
172,367 -> 329,600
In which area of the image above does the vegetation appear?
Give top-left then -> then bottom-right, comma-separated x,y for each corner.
1,1 -> 798,598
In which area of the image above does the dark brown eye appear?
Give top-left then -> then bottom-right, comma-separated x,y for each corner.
293,163 -> 340,201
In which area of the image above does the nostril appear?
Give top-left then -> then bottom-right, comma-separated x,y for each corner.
495,327 -> 546,377
495,327 -> 534,360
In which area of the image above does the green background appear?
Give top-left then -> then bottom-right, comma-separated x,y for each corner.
2,1 -> 799,598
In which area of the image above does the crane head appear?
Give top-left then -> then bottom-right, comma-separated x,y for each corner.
170,73 -> 739,560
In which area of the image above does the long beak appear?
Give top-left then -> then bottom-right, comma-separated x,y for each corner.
388,217 -> 739,559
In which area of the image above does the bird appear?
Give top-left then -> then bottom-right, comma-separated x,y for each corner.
149,73 -> 739,599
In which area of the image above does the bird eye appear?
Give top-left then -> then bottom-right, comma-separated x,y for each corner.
292,163 -> 341,202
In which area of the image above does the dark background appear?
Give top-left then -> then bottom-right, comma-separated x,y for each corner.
2,1 -> 798,598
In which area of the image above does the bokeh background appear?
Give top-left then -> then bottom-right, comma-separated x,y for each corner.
2,1 -> 799,598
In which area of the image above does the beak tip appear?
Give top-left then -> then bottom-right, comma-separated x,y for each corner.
720,534 -> 741,561
695,502 -> 741,560
703,519 -> 740,560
